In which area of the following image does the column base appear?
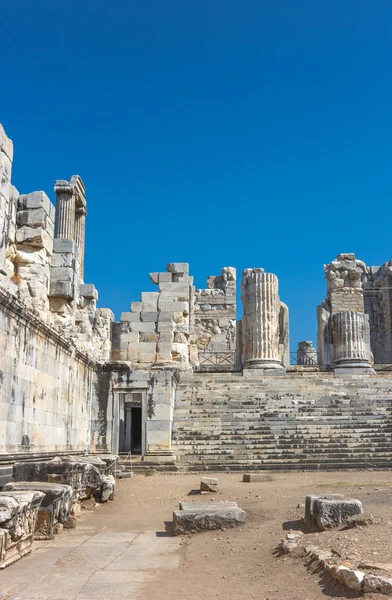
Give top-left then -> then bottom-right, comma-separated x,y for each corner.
243,359 -> 286,376
334,358 -> 375,375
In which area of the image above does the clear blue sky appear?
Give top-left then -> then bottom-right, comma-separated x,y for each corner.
2,1 -> 392,349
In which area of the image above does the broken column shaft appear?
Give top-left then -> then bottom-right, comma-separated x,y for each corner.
241,269 -> 285,371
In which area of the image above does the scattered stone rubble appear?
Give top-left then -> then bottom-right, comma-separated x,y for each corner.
173,501 -> 245,535
0,455 -> 116,568
281,494 -> 392,595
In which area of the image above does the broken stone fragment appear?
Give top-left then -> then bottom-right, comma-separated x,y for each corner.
364,574 -> 392,594
173,501 -> 245,535
313,497 -> 362,530
98,475 -> 115,502
335,566 -> 365,591
200,477 -> 218,493
2,481 -> 74,540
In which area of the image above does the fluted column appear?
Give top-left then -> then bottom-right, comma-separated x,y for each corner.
241,268 -> 284,370
332,311 -> 373,370
54,180 -> 75,240
75,206 -> 87,281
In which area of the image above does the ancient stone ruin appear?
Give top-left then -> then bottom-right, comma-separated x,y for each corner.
1,121 -> 392,495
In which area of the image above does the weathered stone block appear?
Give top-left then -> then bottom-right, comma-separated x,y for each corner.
141,312 -> 158,322
200,477 -> 218,492
50,266 -> 74,282
18,191 -> 54,220
16,226 -> 53,253
49,280 -> 74,299
80,283 -> 98,300
0,490 -> 44,569
158,311 -> 174,322
128,322 -> 156,333
130,301 -> 143,312
304,494 -> 345,531
3,481 -> 74,540
242,473 -> 273,483
17,207 -> 52,228
121,312 -> 141,322
364,574 -> 392,594
173,501 -> 245,535
313,497 -> 362,530
98,475 -> 115,502
53,238 -> 78,254
166,262 -> 189,275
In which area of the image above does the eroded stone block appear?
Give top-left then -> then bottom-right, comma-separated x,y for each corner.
313,497 -> 362,530
0,490 -> 44,569
2,481 -> 74,540
173,501 -> 245,535
200,477 -> 218,492
304,494 -> 345,531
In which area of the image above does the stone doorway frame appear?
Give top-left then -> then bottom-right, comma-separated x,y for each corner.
112,389 -> 147,457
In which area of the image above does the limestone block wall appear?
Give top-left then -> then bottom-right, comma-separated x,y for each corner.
0,289 -> 101,457
111,262 -> 194,368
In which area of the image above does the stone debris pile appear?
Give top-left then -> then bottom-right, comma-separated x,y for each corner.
173,500 -> 245,535
0,455 -> 116,569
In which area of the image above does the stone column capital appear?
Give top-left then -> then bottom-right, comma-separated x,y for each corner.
54,181 -> 74,196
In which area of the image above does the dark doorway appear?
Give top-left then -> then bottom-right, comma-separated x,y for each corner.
130,407 -> 142,454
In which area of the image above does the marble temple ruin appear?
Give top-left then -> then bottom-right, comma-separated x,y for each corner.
1,121 -> 392,500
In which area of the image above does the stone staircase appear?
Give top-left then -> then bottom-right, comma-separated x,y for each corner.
171,372 -> 392,471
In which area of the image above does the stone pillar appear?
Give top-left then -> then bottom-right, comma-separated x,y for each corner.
241,268 -> 285,371
75,206 -> 86,281
54,180 -> 75,240
332,311 -> 374,373
297,341 -> 317,365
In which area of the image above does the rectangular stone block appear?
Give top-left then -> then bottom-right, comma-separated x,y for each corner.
156,321 -> 175,332
16,226 -> 53,254
159,283 -> 190,295
200,477 -> 218,492
158,311 -> 174,322
140,332 -> 159,342
141,312 -> 158,322
166,262 -> 189,275
17,208 -> 52,228
80,283 -> 98,300
18,191 -> 54,220
128,322 -> 156,333
173,501 -> 245,535
49,280 -> 74,299
53,239 -> 78,255
50,266 -> 74,282
130,302 -> 143,312
120,332 -> 139,343
242,473 -> 273,482
313,497 -> 362,531
51,252 -> 74,268
121,312 -> 141,322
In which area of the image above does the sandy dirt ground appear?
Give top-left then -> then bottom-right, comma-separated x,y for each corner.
2,470 -> 392,600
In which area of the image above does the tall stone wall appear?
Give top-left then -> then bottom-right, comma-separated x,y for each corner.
0,290 -> 107,456
0,123 -> 113,459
